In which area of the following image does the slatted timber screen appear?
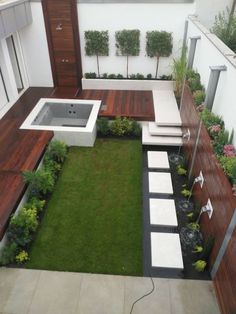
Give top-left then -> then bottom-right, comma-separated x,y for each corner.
181,85 -> 236,314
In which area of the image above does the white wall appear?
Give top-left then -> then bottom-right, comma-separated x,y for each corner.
18,2 -> 53,87
187,17 -> 236,146
195,0 -> 233,29
78,3 -> 195,77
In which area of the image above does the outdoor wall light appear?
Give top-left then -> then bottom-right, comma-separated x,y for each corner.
194,171 -> 204,188
182,128 -> 191,141
201,198 -> 213,219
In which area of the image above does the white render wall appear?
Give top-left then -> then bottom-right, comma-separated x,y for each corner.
195,0 -> 233,29
187,17 -> 236,146
18,2 -> 53,87
78,3 -> 195,77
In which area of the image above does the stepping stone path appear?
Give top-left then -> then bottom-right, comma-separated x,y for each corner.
146,149 -> 184,274
151,232 -> 184,269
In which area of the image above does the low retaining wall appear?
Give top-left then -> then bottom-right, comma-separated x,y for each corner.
82,78 -> 174,91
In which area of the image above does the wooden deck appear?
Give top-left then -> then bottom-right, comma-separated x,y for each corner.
78,89 -> 155,121
0,87 -> 53,239
0,86 -> 154,239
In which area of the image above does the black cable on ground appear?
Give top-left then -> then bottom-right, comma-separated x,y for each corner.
130,274 -> 155,314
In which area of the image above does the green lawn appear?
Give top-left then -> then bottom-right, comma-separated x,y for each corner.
26,139 -> 143,275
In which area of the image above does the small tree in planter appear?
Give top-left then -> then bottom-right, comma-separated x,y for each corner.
115,29 -> 140,78
146,31 -> 173,78
84,30 -> 109,77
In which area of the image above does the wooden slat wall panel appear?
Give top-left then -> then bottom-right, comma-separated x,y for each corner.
181,84 -> 236,314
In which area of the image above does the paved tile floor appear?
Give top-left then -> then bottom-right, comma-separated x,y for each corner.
0,268 -> 220,314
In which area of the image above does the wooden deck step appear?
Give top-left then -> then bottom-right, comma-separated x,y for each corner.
153,90 -> 182,126
148,122 -> 182,137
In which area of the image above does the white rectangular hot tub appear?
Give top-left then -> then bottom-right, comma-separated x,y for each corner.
20,98 -> 102,146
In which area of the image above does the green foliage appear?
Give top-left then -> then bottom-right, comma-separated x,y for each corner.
43,157 -> 62,179
187,222 -> 200,231
23,169 -> 55,198
15,250 -> 29,264
192,245 -> 203,253
146,31 -> 173,78
85,30 -> 109,77
108,73 -> 116,79
172,47 -> 187,97
211,7 -> 236,53
45,140 -> 67,164
130,120 -> 141,137
110,117 -> 133,136
219,156 -> 236,184
115,29 -> 140,77
159,74 -> 173,80
176,165 -> 187,175
212,130 -> 229,155
136,73 -> 145,80
181,188 -> 192,198
200,109 -> 224,129
24,197 -> 45,213
97,118 -> 110,136
117,74 -> 124,79
84,72 -> 97,79
0,243 -> 18,266
192,260 -> 207,272
147,73 -> 152,80
8,207 -> 38,246
193,90 -> 206,106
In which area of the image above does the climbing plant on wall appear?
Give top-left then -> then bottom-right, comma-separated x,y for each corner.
115,29 -> 140,78
84,30 -> 109,77
146,31 -> 173,78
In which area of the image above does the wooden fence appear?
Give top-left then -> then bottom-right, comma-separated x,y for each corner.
181,85 -> 236,314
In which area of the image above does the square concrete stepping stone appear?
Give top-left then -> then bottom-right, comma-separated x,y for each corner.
147,151 -> 170,169
149,198 -> 178,226
151,232 -> 184,269
148,172 -> 173,194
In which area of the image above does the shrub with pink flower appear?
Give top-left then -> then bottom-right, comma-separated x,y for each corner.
208,124 -> 222,139
223,144 -> 236,157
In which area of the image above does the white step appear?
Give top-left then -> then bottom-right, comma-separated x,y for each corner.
142,124 -> 182,146
148,172 -> 173,194
149,122 -> 182,137
147,151 -> 170,169
149,198 -> 178,227
153,90 -> 182,126
151,232 -> 184,269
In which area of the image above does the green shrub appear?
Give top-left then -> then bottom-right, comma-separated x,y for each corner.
110,117 -> 133,136
147,73 -> 152,80
43,156 -> 62,178
129,74 -> 136,79
130,120 -> 141,137
187,222 -> 200,231
192,245 -> 203,253
45,140 -> 67,163
136,73 -> 145,80
181,188 -> 192,198
23,169 -> 55,197
193,90 -> 206,105
186,69 -> 200,81
15,250 -> 29,264
8,208 -> 38,246
200,109 -> 224,129
102,73 -> 108,79
97,118 -> 110,136
84,72 -> 97,79
189,77 -> 204,92
24,197 -> 46,213
213,130 -> 229,155
0,243 -> 18,266
108,74 -> 116,79
219,156 -> 236,184
159,74 -> 172,80
176,165 -> 187,175
192,260 -> 207,272
117,74 -> 124,79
